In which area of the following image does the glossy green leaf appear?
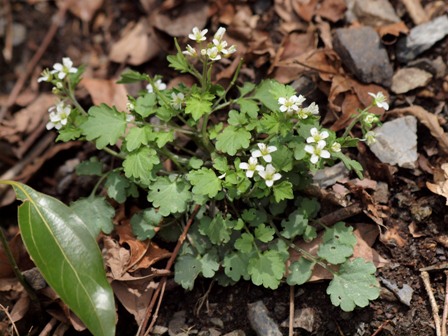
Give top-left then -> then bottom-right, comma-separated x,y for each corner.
4,181 -> 116,336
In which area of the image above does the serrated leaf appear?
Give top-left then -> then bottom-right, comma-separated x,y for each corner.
248,250 -> 284,289
280,209 -> 316,241
152,130 -> 174,148
237,98 -> 259,118
70,196 -> 115,236
174,254 -> 202,290
327,258 -> 379,312
4,182 -> 116,336
223,251 -> 252,282
167,52 -> 190,73
185,93 -> 213,121
200,251 -> 220,278
234,233 -> 254,253
189,157 -> 204,169
238,82 -> 256,96
123,147 -> 159,185
130,208 -> 161,240
56,125 -> 82,142
212,154 -> 228,173
286,258 -> 315,286
254,224 -> 275,243
227,109 -> 247,126
104,171 -> 138,203
125,126 -> 150,152
318,222 -> 357,264
215,126 -> 251,156
147,176 -> 191,216
135,93 -> 157,118
117,70 -> 149,84
273,181 -> 294,203
76,157 -> 103,176
198,214 -> 233,245
188,168 -> 222,198
253,80 -> 295,112
81,104 -> 127,149
271,146 -> 294,172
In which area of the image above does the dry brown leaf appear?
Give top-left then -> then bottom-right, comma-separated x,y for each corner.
392,106 -> 448,155
57,0 -> 103,22
109,19 -> 162,66
152,2 -> 209,37
316,0 -> 347,22
291,0 -> 318,22
80,77 -> 128,112
102,236 -> 131,280
427,163 -> 448,205
378,21 -> 409,45
379,223 -> 407,247
9,294 -> 29,323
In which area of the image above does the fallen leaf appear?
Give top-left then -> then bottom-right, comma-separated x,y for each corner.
57,0 -> 103,22
291,0 -> 318,22
9,294 -> 29,323
80,77 -> 128,112
316,0 -> 347,22
378,21 -> 409,45
427,163 -> 448,205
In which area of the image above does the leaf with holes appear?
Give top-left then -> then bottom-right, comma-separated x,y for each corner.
318,222 -> 357,264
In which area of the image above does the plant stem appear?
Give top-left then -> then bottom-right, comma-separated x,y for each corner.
211,57 -> 244,111
0,229 -> 39,305
102,146 -> 126,160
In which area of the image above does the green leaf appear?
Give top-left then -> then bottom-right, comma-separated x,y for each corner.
238,82 -> 256,96
147,176 -> 191,216
70,196 -> 115,236
189,157 -> 204,169
212,154 -> 228,173
200,252 -> 220,278
174,254 -> 202,290
188,168 -> 222,198
280,209 -> 317,241
318,222 -> 357,264
327,258 -> 379,312
117,70 -> 149,84
332,151 -> 363,179
253,80 -> 296,112
223,251 -> 252,282
248,250 -> 285,289
151,130 -> 174,148
56,125 -> 82,142
81,104 -> 127,149
237,98 -> 259,118
104,171 -> 138,203
6,182 -> 116,336
286,258 -> 315,286
135,93 -> 157,118
123,147 -> 160,186
125,126 -> 150,152
198,214 -> 233,245
254,224 -> 275,243
167,52 -> 190,74
273,180 -> 294,203
76,157 -> 103,176
271,146 -> 294,172
185,93 -> 214,121
234,233 -> 254,253
215,126 -> 251,156
130,208 -> 161,240
227,109 -> 247,126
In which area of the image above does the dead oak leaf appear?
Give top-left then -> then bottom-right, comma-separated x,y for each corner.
427,163 -> 448,205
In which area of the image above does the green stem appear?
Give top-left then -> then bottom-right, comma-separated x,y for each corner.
159,148 -> 187,173
212,57 -> 244,111
200,114 -> 214,153
102,147 -> 126,160
0,229 -> 40,304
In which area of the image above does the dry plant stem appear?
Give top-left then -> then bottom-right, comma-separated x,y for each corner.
370,319 -> 391,336
421,270 -> 442,336
38,317 -> 58,336
139,204 -> 202,336
0,229 -> 39,306
289,286 -> 294,336
442,270 -> 448,336
0,0 -> 73,121
0,304 -> 19,336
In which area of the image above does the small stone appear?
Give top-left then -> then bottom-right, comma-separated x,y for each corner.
207,328 -> 222,336
396,15 -> 448,63
369,116 -> 418,169
408,57 -> 447,78
353,0 -> 400,27
168,311 -> 187,336
380,277 -> 414,306
281,308 -> 315,333
152,325 -> 169,335
247,301 -> 282,336
391,67 -> 433,94
333,26 -> 393,86
209,318 -> 224,329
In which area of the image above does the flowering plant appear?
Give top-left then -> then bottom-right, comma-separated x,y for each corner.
1,26 -> 388,333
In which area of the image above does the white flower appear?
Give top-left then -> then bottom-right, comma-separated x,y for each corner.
365,131 -> 377,145
306,127 -> 329,144
146,79 -> 167,93
188,27 -> 208,43
304,140 -> 330,164
225,45 -> 237,55
182,44 -> 197,57
51,57 -> 77,80
46,101 -> 72,130
251,143 -> 277,163
363,113 -> 379,126
171,92 -> 185,110
126,102 -> 135,111
214,27 -> 226,42
37,69 -> 52,83
298,102 -> 319,119
331,142 -> 341,153
206,47 -> 221,61
213,38 -> 228,54
258,164 -> 282,187
239,157 -> 264,178
126,114 -> 135,123
278,95 -> 306,115
368,92 -> 389,110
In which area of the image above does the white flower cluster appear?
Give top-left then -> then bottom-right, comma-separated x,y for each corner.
304,127 -> 340,164
278,95 -> 319,119
239,143 -> 281,187
46,101 -> 72,130
183,27 -> 236,62
38,57 -> 78,83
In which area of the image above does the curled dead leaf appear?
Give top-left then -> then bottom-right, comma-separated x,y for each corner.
426,163 -> 448,205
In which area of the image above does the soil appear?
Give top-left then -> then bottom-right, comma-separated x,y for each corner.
1,1 -> 448,335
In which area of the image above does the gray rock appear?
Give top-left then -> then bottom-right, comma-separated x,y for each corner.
353,0 -> 400,27
247,301 -> 282,336
168,311 -> 187,336
369,116 -> 418,169
333,26 -> 393,86
281,307 -> 315,333
391,67 -> 433,94
396,15 -> 448,63
408,56 -> 447,78
380,277 -> 414,306
209,318 -> 224,329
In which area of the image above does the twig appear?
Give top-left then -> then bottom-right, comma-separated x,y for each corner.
442,270 -> 448,336
138,204 -> 202,336
370,319 -> 391,336
421,270 -> 442,336
289,286 -> 294,336
194,280 -> 214,316
0,304 -> 19,336
38,317 -> 58,336
0,0 -> 73,121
